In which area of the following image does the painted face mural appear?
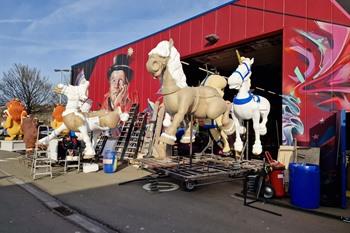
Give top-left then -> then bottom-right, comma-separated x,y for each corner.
283,21 -> 350,145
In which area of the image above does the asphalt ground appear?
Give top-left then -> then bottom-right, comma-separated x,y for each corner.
0,150 -> 349,233
0,172 -> 85,233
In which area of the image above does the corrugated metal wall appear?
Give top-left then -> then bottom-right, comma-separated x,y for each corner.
74,0 -> 349,112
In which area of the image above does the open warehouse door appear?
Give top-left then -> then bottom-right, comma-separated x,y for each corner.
182,33 -> 283,158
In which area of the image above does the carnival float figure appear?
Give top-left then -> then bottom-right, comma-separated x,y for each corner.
51,104 -> 69,135
21,115 -> 38,153
146,39 -> 235,159
38,79 -> 128,159
227,53 -> 271,155
2,99 -> 27,141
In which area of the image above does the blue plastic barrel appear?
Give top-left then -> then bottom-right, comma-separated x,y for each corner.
103,150 -> 117,173
289,163 -> 320,209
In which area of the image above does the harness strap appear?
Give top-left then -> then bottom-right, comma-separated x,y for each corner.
233,95 -> 253,105
233,62 -> 251,81
233,93 -> 260,105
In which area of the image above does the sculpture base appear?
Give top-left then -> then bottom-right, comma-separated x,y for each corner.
0,140 -> 26,151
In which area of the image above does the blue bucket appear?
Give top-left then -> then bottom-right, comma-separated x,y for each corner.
289,163 -> 320,209
103,150 -> 117,173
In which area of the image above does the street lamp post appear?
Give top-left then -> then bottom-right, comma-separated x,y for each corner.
54,69 -> 70,103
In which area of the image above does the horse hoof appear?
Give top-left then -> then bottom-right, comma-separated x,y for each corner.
180,135 -> 196,144
234,142 -> 243,152
252,144 -> 262,155
160,133 -> 176,145
259,127 -> 267,135
239,126 -> 246,134
83,149 -> 96,158
120,113 -> 129,122
162,118 -> 172,128
223,121 -> 235,135
83,154 -> 95,159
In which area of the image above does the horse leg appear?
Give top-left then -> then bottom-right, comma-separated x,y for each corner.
231,112 -> 243,153
91,130 -> 101,149
220,131 -> 231,153
163,112 -> 172,127
78,125 -> 96,159
252,113 -> 263,155
220,102 -> 235,135
259,110 -> 270,136
38,123 -> 67,145
239,119 -> 246,134
214,115 -> 230,153
180,119 -> 196,143
161,109 -> 187,145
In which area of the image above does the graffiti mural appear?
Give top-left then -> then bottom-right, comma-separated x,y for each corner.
283,21 -> 350,145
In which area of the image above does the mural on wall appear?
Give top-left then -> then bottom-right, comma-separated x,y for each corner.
283,20 -> 350,145
100,47 -> 138,113
283,20 -> 350,207
72,48 -> 139,112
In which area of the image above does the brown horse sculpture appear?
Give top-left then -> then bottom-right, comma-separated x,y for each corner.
146,39 -> 235,159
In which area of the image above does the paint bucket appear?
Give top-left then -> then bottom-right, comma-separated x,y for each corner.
103,150 -> 117,173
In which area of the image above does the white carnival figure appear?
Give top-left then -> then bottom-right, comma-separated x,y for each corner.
227,55 -> 270,155
39,79 -> 128,159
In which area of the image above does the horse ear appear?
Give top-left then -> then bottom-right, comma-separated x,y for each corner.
169,38 -> 174,48
251,57 -> 255,64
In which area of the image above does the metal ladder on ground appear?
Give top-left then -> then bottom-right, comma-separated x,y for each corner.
123,112 -> 148,160
115,104 -> 139,160
31,125 -> 53,180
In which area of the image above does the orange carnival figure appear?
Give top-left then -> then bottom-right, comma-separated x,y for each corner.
2,99 -> 27,141
51,104 -> 69,135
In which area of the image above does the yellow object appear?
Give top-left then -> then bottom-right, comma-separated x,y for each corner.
51,104 -> 69,134
3,99 -> 27,141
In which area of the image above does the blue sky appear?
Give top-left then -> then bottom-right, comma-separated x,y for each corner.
0,0 -> 231,85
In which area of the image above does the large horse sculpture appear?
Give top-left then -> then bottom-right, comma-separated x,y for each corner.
38,79 -> 128,159
227,55 -> 271,155
146,39 -> 235,159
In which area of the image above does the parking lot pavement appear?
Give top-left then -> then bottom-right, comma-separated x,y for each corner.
0,150 -> 349,233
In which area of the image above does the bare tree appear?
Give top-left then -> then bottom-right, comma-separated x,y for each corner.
0,64 -> 53,114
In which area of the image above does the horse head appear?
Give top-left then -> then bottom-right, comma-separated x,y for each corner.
146,39 -> 174,79
228,57 -> 254,90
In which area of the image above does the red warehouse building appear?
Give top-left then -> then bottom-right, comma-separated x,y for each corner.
71,0 -> 350,207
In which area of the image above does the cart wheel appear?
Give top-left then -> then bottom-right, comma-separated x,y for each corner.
263,184 -> 275,199
182,181 -> 196,191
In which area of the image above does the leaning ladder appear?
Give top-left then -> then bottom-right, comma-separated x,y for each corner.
123,112 -> 148,160
115,104 -> 139,160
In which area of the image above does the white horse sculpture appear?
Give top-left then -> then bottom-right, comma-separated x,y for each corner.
39,79 -> 128,159
227,56 -> 270,155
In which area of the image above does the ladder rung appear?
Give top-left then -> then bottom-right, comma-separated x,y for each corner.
34,165 -> 51,168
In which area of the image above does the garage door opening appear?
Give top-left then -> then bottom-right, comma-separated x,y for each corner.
182,34 -> 283,157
